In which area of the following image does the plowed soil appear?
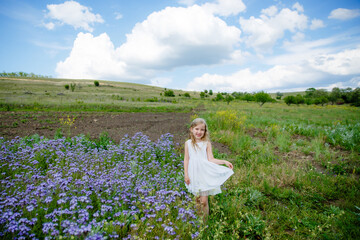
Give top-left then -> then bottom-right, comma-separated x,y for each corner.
0,111 -> 231,154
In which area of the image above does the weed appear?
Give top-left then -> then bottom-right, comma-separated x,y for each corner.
59,115 -> 76,137
70,83 -> 76,92
245,188 -> 265,207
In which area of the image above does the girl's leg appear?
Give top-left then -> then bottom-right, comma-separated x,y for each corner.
199,196 -> 209,219
195,196 -> 201,212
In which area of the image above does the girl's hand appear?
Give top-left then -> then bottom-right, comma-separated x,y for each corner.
185,175 -> 190,185
224,161 -> 233,170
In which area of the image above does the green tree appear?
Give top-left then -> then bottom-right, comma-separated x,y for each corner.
350,88 -> 360,107
305,88 -> 316,98
314,96 -> 328,106
209,90 -> 213,95
225,95 -> 234,104
94,80 -> 100,87
184,93 -> 191,98
164,90 -> 175,97
276,92 -> 283,100
243,93 -> 254,102
200,92 -> 206,98
329,87 -> 341,104
214,93 -> 224,101
341,87 -> 353,103
232,92 -> 244,100
254,91 -> 273,107
284,95 -> 296,106
295,94 -> 305,104
313,89 -> 329,99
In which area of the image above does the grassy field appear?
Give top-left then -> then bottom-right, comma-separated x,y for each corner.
0,77 -> 199,112
198,102 -> 360,239
1,77 -> 360,239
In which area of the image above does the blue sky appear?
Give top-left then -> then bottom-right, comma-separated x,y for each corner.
0,0 -> 359,92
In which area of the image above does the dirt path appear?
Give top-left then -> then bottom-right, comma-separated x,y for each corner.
0,111 -> 231,154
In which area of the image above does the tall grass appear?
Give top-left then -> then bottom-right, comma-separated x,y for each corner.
198,101 -> 360,239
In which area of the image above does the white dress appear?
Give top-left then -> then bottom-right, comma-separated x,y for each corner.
185,139 -> 234,196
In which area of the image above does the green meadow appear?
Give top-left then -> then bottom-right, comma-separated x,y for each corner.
0,77 -> 198,112
1,77 -> 360,239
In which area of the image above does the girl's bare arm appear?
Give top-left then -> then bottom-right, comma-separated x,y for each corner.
184,142 -> 190,184
206,142 -> 233,169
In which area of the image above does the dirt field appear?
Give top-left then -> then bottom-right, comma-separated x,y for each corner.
0,111 -> 231,154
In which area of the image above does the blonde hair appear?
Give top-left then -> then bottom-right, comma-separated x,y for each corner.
189,118 -> 210,149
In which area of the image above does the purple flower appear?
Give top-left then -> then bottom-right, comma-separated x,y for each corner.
26,205 -> 34,212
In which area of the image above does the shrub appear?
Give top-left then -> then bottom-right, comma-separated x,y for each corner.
184,93 -> 191,98
164,89 -> 175,97
284,95 -> 296,106
225,94 -> 234,104
70,83 -> 76,92
276,92 -> 283,99
243,93 -> 254,102
214,93 -> 224,101
245,188 -> 265,207
94,80 -> 100,87
145,97 -> 158,102
295,94 -> 305,104
200,92 -> 205,98
254,91 -> 273,107
64,84 -> 69,90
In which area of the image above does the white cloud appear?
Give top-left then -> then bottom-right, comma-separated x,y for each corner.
239,5 -> 308,52
56,33 -> 128,80
323,77 -> 360,91
43,22 -> 55,30
178,0 -> 197,6
310,19 -> 325,30
45,1 -> 104,32
350,76 -> 360,87
309,46 -> 360,75
329,8 -> 360,20
291,32 -> 305,42
202,0 -> 246,17
261,6 -> 277,17
187,65 -> 322,92
33,41 -> 71,51
188,43 -> 360,92
56,5 -> 241,80
273,37 -> 338,66
115,12 -> 123,20
116,5 -> 241,69
149,77 -> 173,87
292,2 -> 304,12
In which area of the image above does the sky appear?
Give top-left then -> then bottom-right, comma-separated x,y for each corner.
0,0 -> 360,93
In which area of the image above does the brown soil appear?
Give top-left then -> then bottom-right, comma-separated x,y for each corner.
0,111 -> 231,154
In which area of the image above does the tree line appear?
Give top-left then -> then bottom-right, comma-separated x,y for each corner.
0,71 -> 51,78
200,87 -> 360,107
283,87 -> 360,107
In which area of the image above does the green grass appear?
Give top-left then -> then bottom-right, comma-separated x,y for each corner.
0,77 -> 200,112
197,101 -> 360,239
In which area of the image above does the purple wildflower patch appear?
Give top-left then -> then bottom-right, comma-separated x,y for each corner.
0,133 -> 199,239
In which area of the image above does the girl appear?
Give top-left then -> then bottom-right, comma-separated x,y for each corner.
184,118 -> 234,218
